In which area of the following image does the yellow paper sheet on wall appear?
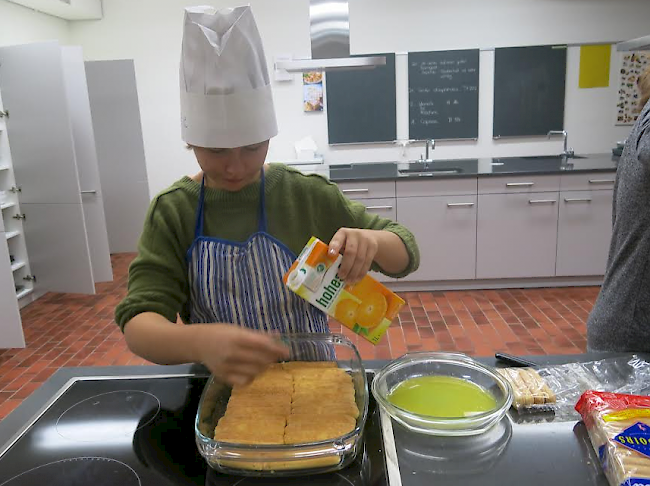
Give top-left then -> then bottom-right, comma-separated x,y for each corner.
579,45 -> 611,89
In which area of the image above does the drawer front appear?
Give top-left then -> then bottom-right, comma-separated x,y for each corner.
560,172 -> 616,191
476,192 -> 560,279
397,195 -> 477,282
337,181 -> 396,200
359,198 -> 397,221
396,177 -> 477,198
478,175 -> 560,194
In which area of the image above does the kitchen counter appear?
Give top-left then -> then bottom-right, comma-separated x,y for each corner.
302,153 -> 618,182
0,352 -> 635,486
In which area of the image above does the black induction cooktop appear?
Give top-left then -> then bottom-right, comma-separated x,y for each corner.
0,375 -> 386,486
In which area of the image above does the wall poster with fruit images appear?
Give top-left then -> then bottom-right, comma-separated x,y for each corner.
303,71 -> 324,112
616,52 -> 650,125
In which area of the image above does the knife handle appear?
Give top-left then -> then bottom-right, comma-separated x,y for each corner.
495,352 -> 538,368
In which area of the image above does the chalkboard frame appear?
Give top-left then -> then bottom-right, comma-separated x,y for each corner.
408,49 -> 480,141
325,53 -> 397,145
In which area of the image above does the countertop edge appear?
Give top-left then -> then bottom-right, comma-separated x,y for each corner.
329,166 -> 618,183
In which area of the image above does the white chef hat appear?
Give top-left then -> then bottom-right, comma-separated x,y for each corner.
180,5 -> 278,148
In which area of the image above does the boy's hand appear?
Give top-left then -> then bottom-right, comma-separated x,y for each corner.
194,324 -> 289,386
328,228 -> 379,285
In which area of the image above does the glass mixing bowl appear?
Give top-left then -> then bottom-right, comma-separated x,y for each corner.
372,352 -> 512,436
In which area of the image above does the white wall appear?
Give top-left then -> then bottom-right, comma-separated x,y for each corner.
67,0 -> 650,196
0,0 -> 70,46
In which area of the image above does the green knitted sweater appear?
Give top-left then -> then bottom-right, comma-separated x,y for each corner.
115,164 -> 419,329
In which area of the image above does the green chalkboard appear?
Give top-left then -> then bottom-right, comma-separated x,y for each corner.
325,53 -> 396,144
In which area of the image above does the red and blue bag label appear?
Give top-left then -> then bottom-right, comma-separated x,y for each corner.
614,422 -> 650,459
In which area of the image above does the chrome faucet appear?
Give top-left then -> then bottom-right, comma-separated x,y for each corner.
425,139 -> 435,161
418,139 -> 436,166
547,130 -> 574,158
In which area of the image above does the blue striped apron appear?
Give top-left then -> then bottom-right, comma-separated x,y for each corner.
186,169 -> 332,360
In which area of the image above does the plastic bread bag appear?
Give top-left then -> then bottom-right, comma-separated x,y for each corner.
576,390 -> 650,486
498,356 -> 650,416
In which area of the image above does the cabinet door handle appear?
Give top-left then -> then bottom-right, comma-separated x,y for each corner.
365,205 -> 393,210
564,198 -> 592,203
81,190 -> 97,194
447,202 -> 475,207
588,179 -> 614,184
342,188 -> 369,194
506,182 -> 535,187
528,199 -> 556,205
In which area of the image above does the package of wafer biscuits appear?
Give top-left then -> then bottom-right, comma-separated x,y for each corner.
496,367 -> 557,411
576,390 -> 650,486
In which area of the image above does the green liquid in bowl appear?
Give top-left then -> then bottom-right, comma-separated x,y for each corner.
387,376 -> 497,417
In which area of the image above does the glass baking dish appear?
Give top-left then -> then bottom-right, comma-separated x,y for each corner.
372,352 -> 512,436
194,333 -> 369,476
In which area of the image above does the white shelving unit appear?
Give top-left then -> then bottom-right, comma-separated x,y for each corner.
16,287 -> 33,300
0,91 -> 30,348
10,261 -> 25,272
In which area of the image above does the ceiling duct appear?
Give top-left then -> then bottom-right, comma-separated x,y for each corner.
617,35 -> 650,52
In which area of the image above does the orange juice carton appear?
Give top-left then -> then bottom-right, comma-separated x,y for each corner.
283,237 -> 405,344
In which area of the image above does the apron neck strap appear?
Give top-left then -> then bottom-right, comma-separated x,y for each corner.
194,176 -> 207,238
258,167 -> 267,233
194,168 -> 268,239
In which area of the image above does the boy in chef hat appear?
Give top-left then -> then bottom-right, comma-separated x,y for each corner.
116,5 -> 419,386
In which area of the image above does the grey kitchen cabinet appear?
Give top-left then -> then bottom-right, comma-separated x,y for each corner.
360,197 -> 397,222
0,42 -> 112,294
560,173 -> 616,191
556,190 -> 614,277
397,195 -> 477,282
61,47 -> 113,283
337,181 -> 396,201
0,41 -> 99,295
477,192 -> 559,279
478,174 -> 561,194
85,60 -> 151,253
396,178 -> 477,198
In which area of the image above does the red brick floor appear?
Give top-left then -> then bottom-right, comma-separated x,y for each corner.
0,253 -> 599,420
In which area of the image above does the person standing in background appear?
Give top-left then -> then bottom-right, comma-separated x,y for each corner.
587,66 -> 650,352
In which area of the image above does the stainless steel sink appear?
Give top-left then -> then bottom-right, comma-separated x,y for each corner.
399,167 -> 463,175
398,162 -> 463,175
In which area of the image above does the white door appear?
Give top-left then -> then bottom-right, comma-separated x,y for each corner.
477,192 -> 559,279
0,235 -> 25,348
556,190 -> 613,277
398,195 -> 477,281
0,41 -> 95,294
85,60 -> 150,253
61,46 -> 113,283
